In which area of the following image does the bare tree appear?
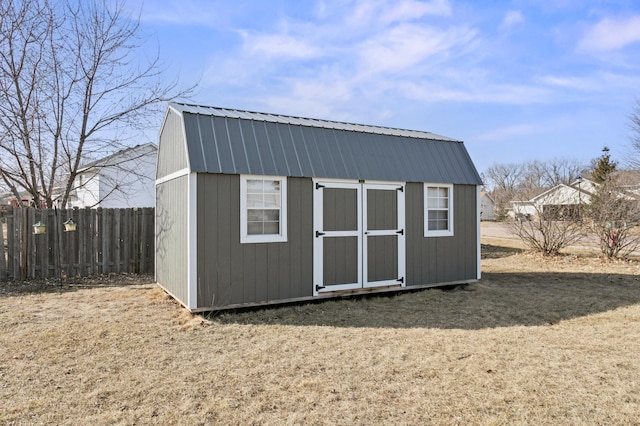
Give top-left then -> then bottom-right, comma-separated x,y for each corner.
0,0 -> 192,208
541,158 -> 585,187
484,159 -> 586,220
587,174 -> 640,258
484,162 -> 525,218
630,98 -> 640,169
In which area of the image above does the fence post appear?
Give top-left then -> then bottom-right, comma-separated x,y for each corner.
0,209 -> 6,280
8,207 -> 17,279
114,209 -> 121,273
91,208 -> 98,275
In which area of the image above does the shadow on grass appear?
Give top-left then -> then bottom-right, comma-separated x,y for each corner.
212,271 -> 640,330
0,274 -> 154,297
481,243 -> 524,259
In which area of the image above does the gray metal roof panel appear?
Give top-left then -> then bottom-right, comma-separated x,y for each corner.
170,102 -> 482,185
171,102 -> 459,142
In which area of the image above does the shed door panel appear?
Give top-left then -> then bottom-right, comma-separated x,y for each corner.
313,182 -> 362,293
313,181 -> 405,295
363,184 -> 405,288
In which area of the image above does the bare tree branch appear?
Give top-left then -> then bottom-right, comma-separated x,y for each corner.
0,0 -> 194,208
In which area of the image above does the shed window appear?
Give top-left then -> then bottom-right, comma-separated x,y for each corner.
240,175 -> 287,243
424,183 -> 453,237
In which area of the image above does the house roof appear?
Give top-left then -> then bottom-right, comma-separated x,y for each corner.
480,191 -> 495,202
169,102 -> 482,185
79,143 -> 157,172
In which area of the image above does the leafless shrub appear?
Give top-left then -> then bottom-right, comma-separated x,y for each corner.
507,204 -> 585,256
587,175 -> 640,258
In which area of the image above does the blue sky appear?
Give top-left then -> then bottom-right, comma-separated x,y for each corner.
133,0 -> 640,174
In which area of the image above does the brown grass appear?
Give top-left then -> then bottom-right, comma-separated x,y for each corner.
1,247 -> 640,425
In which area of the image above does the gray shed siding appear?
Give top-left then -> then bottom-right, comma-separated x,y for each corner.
156,175 -> 189,303
195,174 -> 313,309
157,109 -> 188,179
406,183 -> 478,285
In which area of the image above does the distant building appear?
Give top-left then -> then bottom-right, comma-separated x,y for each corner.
509,174 -> 640,220
68,143 -> 157,208
480,191 -> 495,221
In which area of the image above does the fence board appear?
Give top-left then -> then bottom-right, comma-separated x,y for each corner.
0,213 -> 6,280
0,207 -> 154,281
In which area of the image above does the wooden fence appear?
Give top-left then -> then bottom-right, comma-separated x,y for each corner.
0,207 -> 154,280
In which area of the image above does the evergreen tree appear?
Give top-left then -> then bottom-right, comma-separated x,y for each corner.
592,147 -> 616,183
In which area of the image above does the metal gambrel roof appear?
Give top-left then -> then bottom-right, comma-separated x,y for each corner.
169,102 -> 482,185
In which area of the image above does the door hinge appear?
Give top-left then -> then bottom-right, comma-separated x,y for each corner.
315,182 -> 325,190
315,284 -> 326,291
397,277 -> 404,283
316,231 -> 325,237
396,229 -> 404,235
397,186 -> 404,192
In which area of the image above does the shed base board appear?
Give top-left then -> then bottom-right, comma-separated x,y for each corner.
164,279 -> 478,313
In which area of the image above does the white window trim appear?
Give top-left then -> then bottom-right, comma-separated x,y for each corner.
240,175 -> 287,244
424,183 -> 454,237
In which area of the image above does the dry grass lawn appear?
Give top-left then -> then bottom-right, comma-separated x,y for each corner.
1,243 -> 640,424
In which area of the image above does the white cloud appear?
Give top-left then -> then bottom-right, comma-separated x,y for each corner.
539,72 -> 640,97
539,75 -> 600,91
578,15 -> 640,51
240,31 -> 320,59
137,0 -> 223,26
475,124 -> 538,142
397,78 -> 554,105
380,0 -> 452,24
357,24 -> 476,74
347,0 -> 451,28
501,10 -> 524,28
261,74 -> 356,119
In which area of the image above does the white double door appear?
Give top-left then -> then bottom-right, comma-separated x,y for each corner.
313,180 -> 405,295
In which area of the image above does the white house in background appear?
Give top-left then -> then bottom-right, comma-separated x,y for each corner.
69,143 -> 157,208
480,190 -> 496,221
510,178 -> 595,220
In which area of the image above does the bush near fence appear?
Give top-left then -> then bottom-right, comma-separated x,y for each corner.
0,207 -> 154,280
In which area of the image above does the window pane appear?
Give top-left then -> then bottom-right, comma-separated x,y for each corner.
248,209 -> 266,221
438,198 -> 448,208
438,187 -> 448,198
247,222 -> 263,235
247,193 -> 263,208
428,210 -> 448,231
263,193 -> 280,208
264,181 -> 280,193
428,210 -> 447,221
247,209 -> 280,235
263,221 -> 279,234
263,209 -> 280,221
428,219 -> 448,231
247,180 -> 264,192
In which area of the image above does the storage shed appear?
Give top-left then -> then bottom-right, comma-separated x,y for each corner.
156,102 -> 483,311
